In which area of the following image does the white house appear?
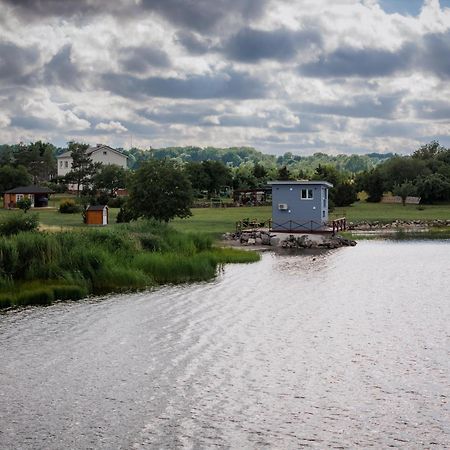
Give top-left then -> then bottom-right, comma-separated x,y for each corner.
57,144 -> 128,178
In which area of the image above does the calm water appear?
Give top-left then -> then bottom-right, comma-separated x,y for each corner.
1,241 -> 449,449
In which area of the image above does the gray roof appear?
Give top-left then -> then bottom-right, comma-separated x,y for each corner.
4,185 -> 54,194
267,180 -> 333,188
57,144 -> 127,159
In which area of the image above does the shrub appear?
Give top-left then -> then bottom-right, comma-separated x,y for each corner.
0,213 -> 39,236
108,196 -> 126,208
59,199 -> 80,214
17,198 -> 32,213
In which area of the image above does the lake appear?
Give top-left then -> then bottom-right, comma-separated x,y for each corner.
1,241 -> 449,448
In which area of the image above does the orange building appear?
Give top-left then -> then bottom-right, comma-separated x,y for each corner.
85,205 -> 109,226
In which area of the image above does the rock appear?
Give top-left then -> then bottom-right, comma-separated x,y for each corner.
255,237 -> 263,245
247,238 -> 256,245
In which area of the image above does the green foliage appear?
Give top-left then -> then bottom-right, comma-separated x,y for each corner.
0,165 -> 31,193
0,213 -> 39,236
17,198 -> 32,213
127,159 -> 193,222
59,199 -> 81,214
415,174 -> 450,203
185,160 -> 231,197
392,181 -> 417,206
0,220 -> 258,309
334,182 -> 358,207
93,165 -> 128,196
65,142 -> 101,195
16,288 -> 54,306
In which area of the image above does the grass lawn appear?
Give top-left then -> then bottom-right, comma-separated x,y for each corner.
0,198 -> 449,237
172,206 -> 272,236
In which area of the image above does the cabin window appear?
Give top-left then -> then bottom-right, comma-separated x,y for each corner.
59,161 -> 63,168
322,210 -> 326,218
64,161 -> 69,168
300,188 -> 313,200
323,197 -> 327,208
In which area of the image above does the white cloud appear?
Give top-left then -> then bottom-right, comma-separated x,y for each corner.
95,121 -> 128,133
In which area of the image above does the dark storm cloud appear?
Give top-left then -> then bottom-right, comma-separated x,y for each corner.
412,100 -> 450,120
224,27 -> 322,62
175,31 -> 212,55
364,121 -> 424,138
139,104 -> 219,125
293,94 -> 402,119
0,0 -> 113,18
10,115 -> 56,130
119,46 -> 171,73
43,45 -> 83,88
140,0 -> 268,32
299,44 -> 414,78
102,71 -> 267,99
0,41 -> 39,81
420,32 -> 450,79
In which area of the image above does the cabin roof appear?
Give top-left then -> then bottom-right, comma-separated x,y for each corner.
86,205 -> 108,211
4,185 -> 54,194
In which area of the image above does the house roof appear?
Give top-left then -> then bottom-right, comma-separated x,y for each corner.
86,205 -> 108,211
267,180 -> 333,188
4,185 -> 54,194
57,144 -> 127,160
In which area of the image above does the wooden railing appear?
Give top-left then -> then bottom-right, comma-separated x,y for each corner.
332,217 -> 347,234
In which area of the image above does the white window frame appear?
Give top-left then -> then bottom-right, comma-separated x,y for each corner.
300,188 -> 313,200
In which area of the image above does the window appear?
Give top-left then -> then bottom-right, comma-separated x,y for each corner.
103,151 -> 107,155
323,197 -> 327,208
300,188 -> 313,199
322,210 -> 326,218
16,194 -> 24,202
59,161 -> 63,168
65,161 -> 69,168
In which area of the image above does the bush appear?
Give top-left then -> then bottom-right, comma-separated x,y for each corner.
17,198 -> 32,213
59,199 -> 81,214
108,196 -> 126,208
0,213 -> 39,236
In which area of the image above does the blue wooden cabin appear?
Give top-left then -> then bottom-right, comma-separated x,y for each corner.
268,180 -> 333,232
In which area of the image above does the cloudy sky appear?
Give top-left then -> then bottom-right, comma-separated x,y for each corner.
1,0 -> 450,155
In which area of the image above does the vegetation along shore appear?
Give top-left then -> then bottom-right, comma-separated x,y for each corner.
0,219 -> 259,310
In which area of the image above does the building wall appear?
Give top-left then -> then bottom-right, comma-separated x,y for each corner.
271,183 -> 329,231
57,148 -> 127,178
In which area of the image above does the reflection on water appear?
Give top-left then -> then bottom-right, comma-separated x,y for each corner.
1,241 -> 449,449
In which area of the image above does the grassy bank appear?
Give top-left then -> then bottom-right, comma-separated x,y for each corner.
0,221 -> 259,309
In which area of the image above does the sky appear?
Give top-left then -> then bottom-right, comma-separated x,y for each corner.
0,0 -> 450,155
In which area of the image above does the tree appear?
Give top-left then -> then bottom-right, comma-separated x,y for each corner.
415,174 -> 450,203
93,165 -> 128,197
126,159 -> 193,222
65,142 -> 101,196
277,166 -> 291,180
334,182 -> 358,207
0,165 -> 31,192
393,181 -> 417,206
356,169 -> 384,202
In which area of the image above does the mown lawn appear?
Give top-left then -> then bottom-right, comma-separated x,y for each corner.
0,199 -> 449,236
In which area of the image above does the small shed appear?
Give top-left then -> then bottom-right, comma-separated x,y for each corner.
268,180 -> 333,232
3,185 -> 54,209
86,205 -> 109,226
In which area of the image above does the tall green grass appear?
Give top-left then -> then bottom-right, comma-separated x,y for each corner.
0,220 -> 259,309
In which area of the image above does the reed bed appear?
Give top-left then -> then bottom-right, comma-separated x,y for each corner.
0,220 -> 259,309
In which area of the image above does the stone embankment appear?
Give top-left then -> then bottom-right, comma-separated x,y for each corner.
222,230 -> 356,249
348,219 -> 450,230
